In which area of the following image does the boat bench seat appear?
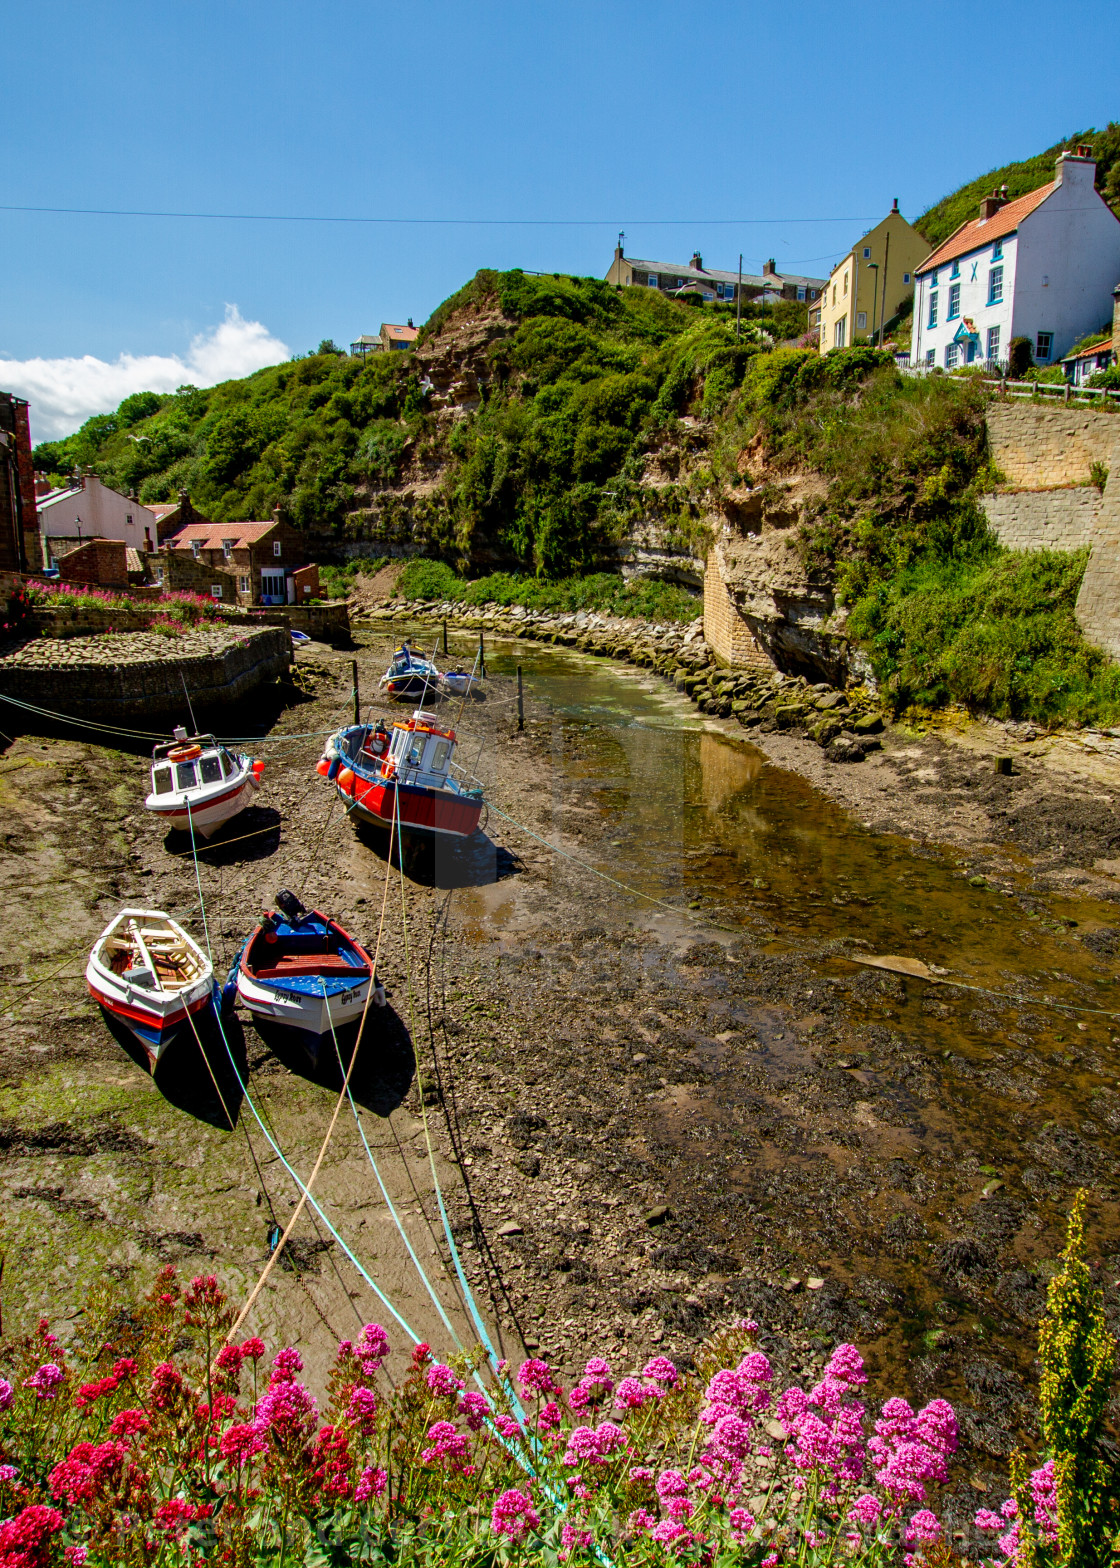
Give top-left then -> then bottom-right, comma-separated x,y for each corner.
253,953 -> 367,979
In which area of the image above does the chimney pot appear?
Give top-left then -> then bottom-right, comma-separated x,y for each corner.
690,252 -> 703,271
891,197 -> 899,212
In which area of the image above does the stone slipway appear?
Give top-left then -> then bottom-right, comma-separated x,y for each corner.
0,623 -> 291,720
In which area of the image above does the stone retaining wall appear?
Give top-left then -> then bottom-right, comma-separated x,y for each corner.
980,488 -> 1101,551
986,403 -> 1118,491
702,551 -> 772,669
245,601 -> 351,646
0,625 -> 291,720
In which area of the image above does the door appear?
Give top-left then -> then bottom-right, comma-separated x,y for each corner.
260,568 -> 285,604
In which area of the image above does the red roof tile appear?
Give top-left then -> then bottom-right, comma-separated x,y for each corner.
1062,336 -> 1113,362
915,183 -> 1055,275
166,521 -> 277,551
382,322 -> 418,342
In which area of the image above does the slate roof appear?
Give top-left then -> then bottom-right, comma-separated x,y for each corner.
621,258 -> 825,291
915,185 -> 1055,275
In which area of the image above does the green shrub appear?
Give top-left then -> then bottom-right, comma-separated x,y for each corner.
395,559 -> 700,622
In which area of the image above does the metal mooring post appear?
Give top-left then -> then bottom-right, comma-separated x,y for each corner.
479,630 -> 486,680
517,665 -> 524,731
351,659 -> 360,726
443,618 -> 448,655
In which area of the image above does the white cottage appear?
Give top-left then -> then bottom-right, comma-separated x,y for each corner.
37,474 -> 158,562
912,147 -> 1120,373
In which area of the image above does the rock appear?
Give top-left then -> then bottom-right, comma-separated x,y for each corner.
993,756 -> 1013,776
825,733 -> 865,764
806,1277 -> 825,1290
645,1205 -> 671,1226
815,691 -> 846,710
969,875 -> 988,888
763,1418 -> 786,1440
782,1278 -> 802,1292
497,1220 -> 524,1237
850,712 -> 884,735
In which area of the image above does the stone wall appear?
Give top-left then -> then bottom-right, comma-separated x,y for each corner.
980,488 -> 1101,551
986,402 -> 1119,490
246,601 -> 351,646
0,625 -> 291,720
702,551 -> 772,669
1075,430 -> 1120,659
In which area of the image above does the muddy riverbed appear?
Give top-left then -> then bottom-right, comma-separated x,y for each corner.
0,625 -> 1118,1506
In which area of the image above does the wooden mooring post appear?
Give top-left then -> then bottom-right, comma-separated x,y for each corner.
442,619 -> 448,655
517,665 -> 524,731
351,659 -> 360,725
479,630 -> 486,679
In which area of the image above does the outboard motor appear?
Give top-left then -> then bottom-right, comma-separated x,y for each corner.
275,889 -> 310,925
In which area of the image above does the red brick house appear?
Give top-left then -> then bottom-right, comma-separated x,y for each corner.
1,390 -> 39,573
154,508 -> 319,607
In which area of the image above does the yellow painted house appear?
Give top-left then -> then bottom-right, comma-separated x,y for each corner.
818,201 -> 930,353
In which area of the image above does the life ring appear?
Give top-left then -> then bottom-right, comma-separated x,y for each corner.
168,744 -> 202,761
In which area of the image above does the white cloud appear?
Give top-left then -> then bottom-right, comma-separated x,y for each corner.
0,306 -> 291,444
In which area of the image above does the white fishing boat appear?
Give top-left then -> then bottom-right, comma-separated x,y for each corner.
439,665 -> 475,697
145,727 -> 264,839
86,909 -> 215,1070
378,641 -> 442,701
228,891 -> 386,1064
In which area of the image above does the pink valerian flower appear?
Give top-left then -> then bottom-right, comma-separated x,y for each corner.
421,1419 -> 471,1466
490,1487 -> 539,1542
869,1397 -> 958,1505
458,1391 -> 490,1431
905,1509 -> 943,1545
848,1493 -> 883,1527
0,1381 -> 12,1412
252,1379 -> 318,1445
24,1364 -> 65,1401
49,1441 -> 130,1508
347,1387 -> 378,1434
270,1346 -> 304,1383
0,1465 -> 17,1484
825,1343 -> 868,1386
1030,1460 -> 1058,1544
568,1383 -> 591,1411
219,1423 -> 267,1464
629,1466 -> 654,1485
355,1465 -> 387,1502
215,1344 -> 244,1377
108,1409 -> 150,1438
643,1356 -> 680,1386
356,1323 -> 389,1378
650,1519 -> 692,1546
148,1362 -> 184,1411
518,1357 -> 559,1396
975,1509 -> 1004,1532
426,1362 -> 463,1397
656,1469 -> 688,1500
64,1548 -> 88,1567
583,1356 -> 613,1390
561,1523 -> 593,1549
536,1400 -> 563,1432
665,1496 -> 694,1522
628,1507 -> 655,1533
0,1504 -> 65,1566
241,1337 -> 266,1362
614,1376 -> 654,1410
495,1414 -> 523,1439
707,1413 -> 754,1462
729,1507 -> 756,1543
562,1421 -> 628,1468
154,1499 -> 213,1538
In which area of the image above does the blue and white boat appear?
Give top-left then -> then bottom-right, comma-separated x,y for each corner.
378,641 -> 441,701
228,891 -> 386,1062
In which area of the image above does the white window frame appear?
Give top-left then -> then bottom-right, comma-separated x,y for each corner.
647,274 -> 658,287
1035,331 -> 1053,361
856,312 -> 867,330
796,285 -> 806,301
238,574 -> 250,594
947,283 -> 960,320
222,538 -> 234,561
925,349 -> 936,366
272,540 -> 282,557
191,539 -> 201,559
987,327 -> 1001,362
834,317 -> 846,348
210,583 -> 223,599
863,247 -> 871,259
928,292 -> 938,329
988,266 -> 1003,305
945,343 -> 959,369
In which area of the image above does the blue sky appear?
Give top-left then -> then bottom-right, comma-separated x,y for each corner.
2,0 -> 1116,438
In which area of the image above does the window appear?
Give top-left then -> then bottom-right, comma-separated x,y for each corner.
925,349 -> 936,366
834,317 -> 846,348
175,761 -> 197,790
222,538 -> 234,560
429,740 -> 450,772
152,565 -> 164,586
210,584 -> 223,599
992,239 -> 1003,260
647,273 -> 658,287
902,272 -> 911,285
987,326 -> 1001,362
796,286 -> 806,301
928,269 -> 937,288
810,288 -> 818,300
238,574 -> 250,594
950,260 -> 960,279
273,540 -> 282,557
928,291 -> 938,328
191,540 -> 201,559
947,283 -> 960,320
200,755 -> 222,785
843,271 -> 848,295
125,513 -> 133,526
988,266 -> 1003,304
863,246 -> 871,259
1035,331 -> 1053,361
856,312 -> 867,330
220,750 -> 235,778
945,343 -> 959,369
832,286 -> 836,306
152,766 -> 172,797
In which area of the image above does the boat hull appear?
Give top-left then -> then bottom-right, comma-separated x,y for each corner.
145,776 -> 259,839
382,673 -> 438,700
86,972 -> 215,1070
337,774 -> 483,838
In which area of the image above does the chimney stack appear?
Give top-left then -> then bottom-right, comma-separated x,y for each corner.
891,197 -> 899,213
1056,146 -> 1097,185
690,252 -> 703,271
979,189 -> 1008,220
762,258 -> 777,276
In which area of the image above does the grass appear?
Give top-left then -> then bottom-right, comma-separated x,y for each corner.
395,559 -> 701,623
317,554 -> 388,599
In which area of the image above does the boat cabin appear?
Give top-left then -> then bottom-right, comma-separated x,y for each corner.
150,735 -> 244,797
387,713 -> 457,786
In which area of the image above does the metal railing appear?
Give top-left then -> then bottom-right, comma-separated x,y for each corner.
899,361 -> 1120,406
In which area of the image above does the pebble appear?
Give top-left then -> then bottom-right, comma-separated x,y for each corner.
806,1277 -> 825,1290
497,1220 -> 523,1237
644,1205 -> 670,1226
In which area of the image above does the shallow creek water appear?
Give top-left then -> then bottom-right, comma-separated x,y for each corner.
451,637 -> 1120,1389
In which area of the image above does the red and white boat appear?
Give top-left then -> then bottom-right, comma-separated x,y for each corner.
86,909 -> 216,1070
145,727 -> 264,839
317,710 -> 484,838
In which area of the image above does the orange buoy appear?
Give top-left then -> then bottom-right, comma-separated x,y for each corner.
316,757 -> 331,777
251,759 -> 265,778
337,768 -> 355,792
